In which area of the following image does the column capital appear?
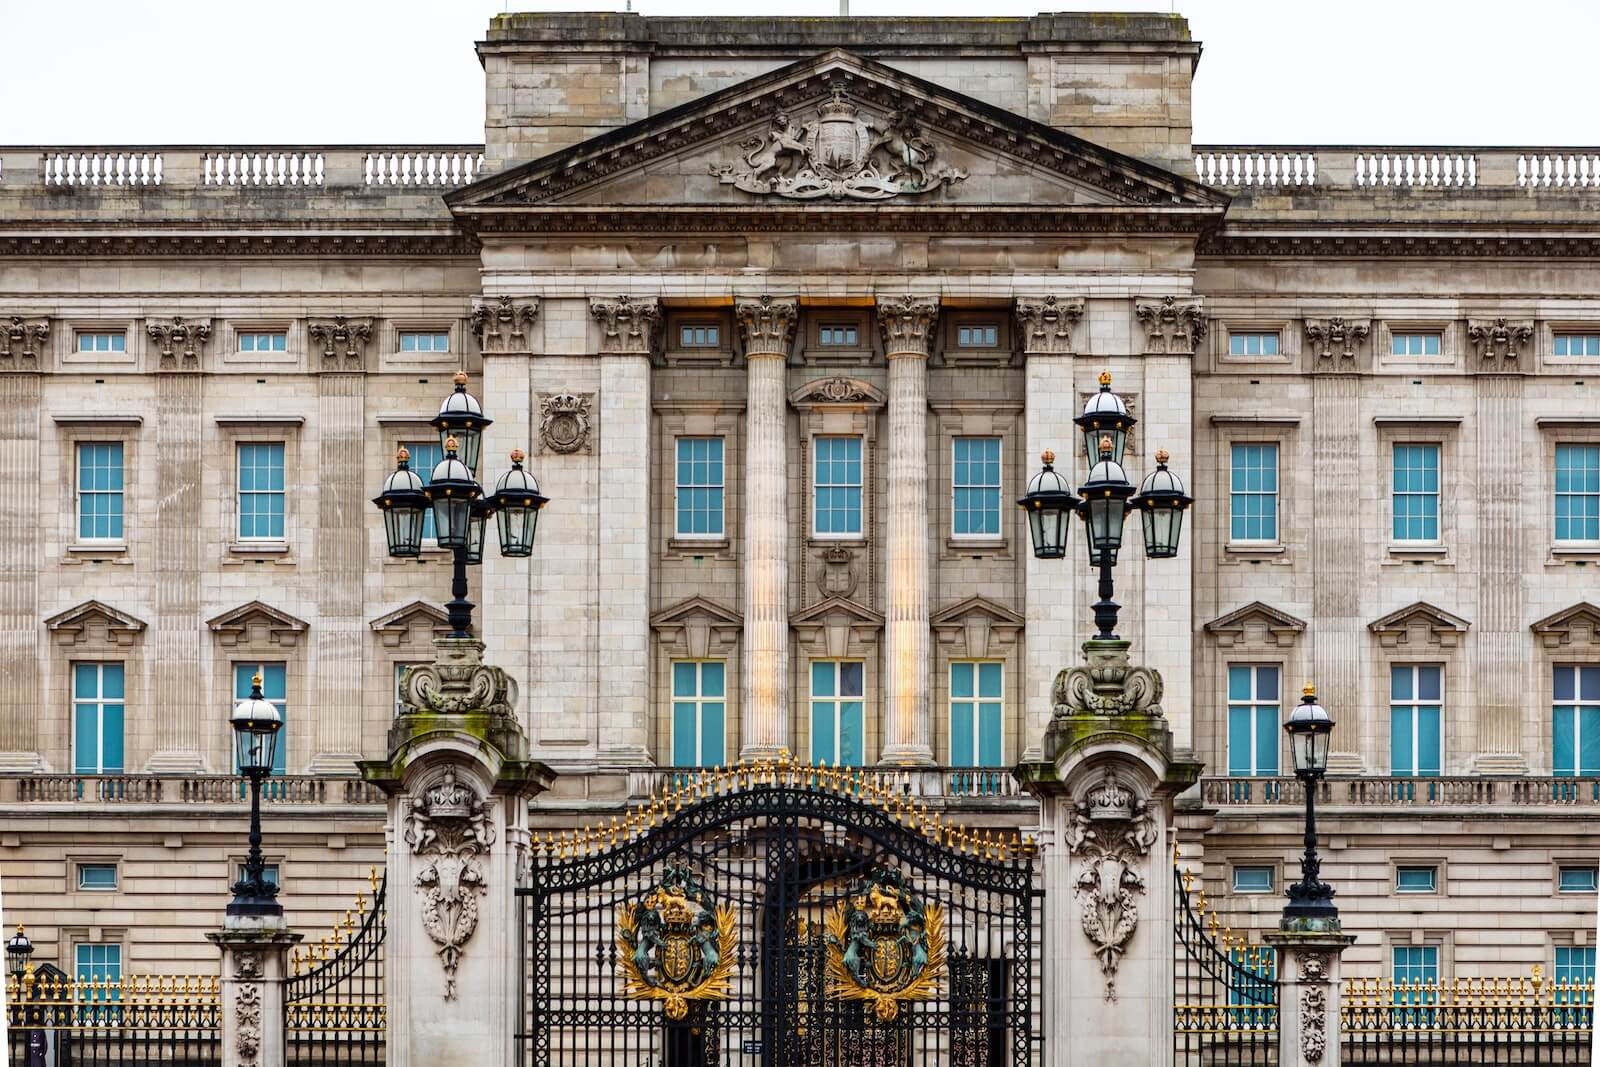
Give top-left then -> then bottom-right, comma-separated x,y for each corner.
1014,295 -> 1085,356
735,295 -> 799,357
471,295 -> 540,355
875,294 -> 940,358
590,295 -> 661,356
1134,294 -> 1205,354
146,315 -> 212,371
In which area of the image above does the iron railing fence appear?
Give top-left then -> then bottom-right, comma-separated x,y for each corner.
1173,866 -> 1279,1066
285,868 -> 387,1064
1342,972 -> 1594,1065
5,972 -> 220,1066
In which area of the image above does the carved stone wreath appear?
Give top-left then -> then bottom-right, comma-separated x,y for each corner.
1065,769 -> 1158,1001
538,392 -> 593,455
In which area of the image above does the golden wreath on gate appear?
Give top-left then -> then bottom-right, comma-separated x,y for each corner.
824,865 -> 946,1021
616,864 -> 737,1021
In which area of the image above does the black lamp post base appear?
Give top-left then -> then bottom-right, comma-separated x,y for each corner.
225,899 -> 285,918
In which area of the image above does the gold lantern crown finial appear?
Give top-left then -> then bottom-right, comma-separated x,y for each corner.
453,370 -> 468,387
252,671 -> 262,688
510,447 -> 526,464
1040,449 -> 1055,465
1155,448 -> 1170,465
396,445 -> 410,464
1098,434 -> 1113,455
444,435 -> 460,454
1303,683 -> 1316,698
1098,370 -> 1112,387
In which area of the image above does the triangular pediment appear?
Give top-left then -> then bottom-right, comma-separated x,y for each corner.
651,595 -> 743,629
1532,602 -> 1600,649
1368,601 -> 1470,648
1204,601 -> 1306,649
207,600 -> 308,648
448,49 -> 1226,232
931,595 -> 1025,629
44,600 -> 147,647
651,596 -> 743,660
790,595 -> 885,629
931,595 -> 1023,659
370,600 -> 449,632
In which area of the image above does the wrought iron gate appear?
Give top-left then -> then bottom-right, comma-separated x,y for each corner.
518,760 -> 1038,1067
285,869 -> 387,1064
1173,866 -> 1279,1065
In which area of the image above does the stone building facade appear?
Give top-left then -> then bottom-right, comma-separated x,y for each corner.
0,10 -> 1596,991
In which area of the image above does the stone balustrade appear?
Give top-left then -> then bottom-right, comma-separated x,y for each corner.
0,146 -> 485,189
1202,775 -> 1600,809
0,773 -> 386,805
1195,145 -> 1600,189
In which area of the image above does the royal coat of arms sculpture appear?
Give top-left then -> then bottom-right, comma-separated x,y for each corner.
616,865 -> 738,1021
824,866 -> 947,1021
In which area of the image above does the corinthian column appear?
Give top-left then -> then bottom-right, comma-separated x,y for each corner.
736,296 -> 798,760
877,295 -> 939,766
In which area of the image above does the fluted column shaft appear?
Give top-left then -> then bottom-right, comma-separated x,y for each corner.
737,297 -> 798,760
877,296 -> 938,766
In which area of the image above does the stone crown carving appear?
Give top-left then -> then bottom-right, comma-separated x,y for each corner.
1135,296 -> 1206,354
307,315 -> 372,369
403,765 -> 496,1001
1468,317 -> 1533,362
147,316 -> 210,368
1304,317 -> 1371,362
736,296 -> 799,356
537,391 -> 593,455
591,297 -> 662,356
714,88 -> 966,201
1015,296 -> 1084,356
876,295 -> 940,357
3,316 -> 48,365
471,295 -> 539,353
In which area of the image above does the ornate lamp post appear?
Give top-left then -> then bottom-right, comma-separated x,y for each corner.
6,924 -> 31,983
372,371 -> 548,637
228,673 -> 283,918
1018,371 -> 1194,636
1282,684 -> 1339,923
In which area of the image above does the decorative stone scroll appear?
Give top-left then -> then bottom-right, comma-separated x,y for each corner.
146,316 -> 211,368
714,88 -> 966,201
1014,296 -> 1084,356
591,296 -> 662,356
307,316 -> 372,369
1303,317 -> 1371,363
536,391 -> 594,455
3,316 -> 48,366
404,766 -> 495,1001
735,296 -> 799,356
397,640 -> 518,719
470,295 -> 540,354
876,295 -> 939,357
1052,641 -> 1164,719
1298,953 -> 1331,1063
1065,769 -> 1158,1001
1467,317 -> 1533,362
1134,296 -> 1206,354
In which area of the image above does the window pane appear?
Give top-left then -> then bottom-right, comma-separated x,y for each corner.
1390,666 -> 1413,701
1258,667 -> 1278,702
839,661 -> 863,698
1229,444 -> 1279,541
1391,706 -> 1414,776
950,662 -> 973,699
951,700 -> 974,766
1232,867 -> 1274,893
672,661 -> 697,698
839,701 -> 863,766
1227,707 -> 1253,776
1254,707 -> 1278,775
1417,706 -> 1441,776
1396,867 -> 1437,892
1559,866 -> 1599,893
1582,707 -> 1600,776
1555,706 -> 1577,776
701,662 -> 724,699
811,700 -> 836,765
672,702 -> 698,767
977,661 -> 1003,699
77,864 -> 118,891
977,701 -> 1002,765
811,661 -> 835,699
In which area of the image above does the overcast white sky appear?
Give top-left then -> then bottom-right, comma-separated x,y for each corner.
3,0 -> 1596,146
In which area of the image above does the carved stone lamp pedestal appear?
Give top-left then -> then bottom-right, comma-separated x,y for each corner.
1264,930 -> 1356,1067
359,637 -> 554,1067
208,920 -> 301,1067
1017,638 -> 1201,1067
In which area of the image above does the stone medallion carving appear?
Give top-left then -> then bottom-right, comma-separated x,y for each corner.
817,545 -> 859,599
147,316 -> 211,368
1065,769 -> 1158,1001
805,376 -> 875,405
714,88 -> 966,201
1468,317 -> 1533,362
537,391 -> 594,455
1134,296 -> 1206,354
405,766 -> 495,1000
3,316 -> 48,366
1304,317 -> 1370,362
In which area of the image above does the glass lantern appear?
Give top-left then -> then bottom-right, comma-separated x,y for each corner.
424,437 -> 482,550
230,673 -> 282,776
1078,435 -> 1136,566
490,449 -> 549,558
1016,450 -> 1080,559
431,371 -> 494,476
1130,449 -> 1194,559
372,447 -> 428,558
1284,684 -> 1335,778
1074,371 -> 1136,469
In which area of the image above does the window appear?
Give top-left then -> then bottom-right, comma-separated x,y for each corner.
75,944 -> 122,986
1228,332 -> 1280,356
76,332 -> 125,354
950,662 -> 1002,766
73,663 -> 125,775
1555,445 -> 1600,544
811,660 -> 864,767
952,437 -> 1002,538
1390,665 -> 1442,777
813,437 -> 863,537
1226,948 -> 1276,1015
1231,866 -> 1275,894
671,661 -> 726,767
1554,334 -> 1600,357
1396,866 -> 1438,893
237,442 -> 286,540
234,664 -> 286,775
818,324 -> 859,347
678,325 -> 720,348
403,441 -> 443,542
674,438 -> 725,538
1392,445 -> 1440,542
1391,332 -> 1441,357
76,863 -> 118,891
398,332 -> 449,354
76,443 -> 125,542
1559,866 -> 1599,893
1556,946 -> 1596,987
235,862 -> 281,889
957,324 -> 998,347
1227,665 -> 1280,776
1229,444 -> 1279,542
1553,665 -> 1600,776
237,332 -> 287,353
1392,945 -> 1439,1009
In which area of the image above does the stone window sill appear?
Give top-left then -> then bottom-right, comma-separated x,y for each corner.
228,542 -> 294,564
1224,543 -> 1286,560
64,544 -> 131,565
668,537 -> 730,555
1385,545 -> 1451,565
946,537 -> 1009,557
1549,545 -> 1600,565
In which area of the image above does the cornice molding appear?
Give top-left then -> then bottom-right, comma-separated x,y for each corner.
0,232 -> 479,257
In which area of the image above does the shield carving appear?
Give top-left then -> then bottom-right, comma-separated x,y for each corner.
810,90 -> 868,177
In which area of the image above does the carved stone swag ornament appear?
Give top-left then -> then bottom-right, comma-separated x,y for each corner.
1298,952 -> 1331,1063
1065,770 -> 1158,1001
233,951 -> 263,1067
404,766 -> 495,1000
715,88 -> 966,201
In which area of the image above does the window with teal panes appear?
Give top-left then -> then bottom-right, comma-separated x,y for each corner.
404,441 -> 443,543
1227,665 -> 1279,776
674,438 -> 725,538
950,661 -> 1003,767
76,864 -> 118,891
237,442 -> 286,540
1231,866 -> 1274,893
73,662 -> 124,775
1392,445 -> 1440,542
76,442 -> 125,542
75,943 -> 122,986
238,332 -> 287,353
670,661 -> 725,768
1553,665 -> 1600,776
952,438 -> 1002,538
1555,946 -> 1595,1006
1559,866 -> 1599,893
810,660 -> 864,766
1555,334 -> 1600,357
234,663 -> 287,775
1391,333 -> 1441,357
1229,444 -> 1278,542
1390,665 -> 1442,776
1226,947 -> 1276,1009
77,332 -> 125,354
813,437 -> 863,537
398,332 -> 448,353
1392,945 -> 1439,1010
1395,866 -> 1438,893
1556,445 -> 1600,543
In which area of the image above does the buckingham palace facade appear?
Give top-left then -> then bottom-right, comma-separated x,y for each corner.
0,10 -> 1597,992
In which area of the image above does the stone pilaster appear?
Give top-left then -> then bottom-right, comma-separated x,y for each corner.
208,925 -> 300,1067
1016,296 -> 1083,761
1264,932 -> 1356,1067
876,295 -> 938,766
1311,374 -> 1363,773
1474,373 -> 1528,772
736,296 -> 798,760
592,297 -> 659,762
310,370 -> 367,771
0,371 -> 42,770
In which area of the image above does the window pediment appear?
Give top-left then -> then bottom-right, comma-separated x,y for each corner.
44,600 -> 147,648
791,596 -> 884,660
369,600 -> 450,649
1532,602 -> 1600,650
1368,602 -> 1471,649
650,596 -> 743,660
207,600 -> 308,648
930,595 -> 1024,660
790,377 -> 886,412
1204,601 -> 1306,649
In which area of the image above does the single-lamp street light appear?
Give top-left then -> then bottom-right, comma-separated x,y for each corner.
1282,684 -> 1339,924
228,672 -> 283,918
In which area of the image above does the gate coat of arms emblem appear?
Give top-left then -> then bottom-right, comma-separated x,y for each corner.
616,865 -> 738,1020
824,866 -> 947,1021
